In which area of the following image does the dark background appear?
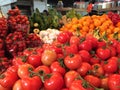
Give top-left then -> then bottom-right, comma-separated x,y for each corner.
47,0 -> 90,7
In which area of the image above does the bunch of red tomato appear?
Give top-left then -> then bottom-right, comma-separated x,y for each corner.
0,31 -> 120,90
0,17 -> 8,39
7,6 -> 29,34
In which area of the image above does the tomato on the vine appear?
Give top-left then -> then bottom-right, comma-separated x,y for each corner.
17,63 -> 34,79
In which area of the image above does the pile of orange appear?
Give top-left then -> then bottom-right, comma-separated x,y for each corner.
60,14 -> 120,40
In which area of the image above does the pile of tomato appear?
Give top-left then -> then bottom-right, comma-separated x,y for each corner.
0,31 -> 120,90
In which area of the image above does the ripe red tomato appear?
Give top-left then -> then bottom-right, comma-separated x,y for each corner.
101,77 -> 108,90
69,80 -> 86,90
0,84 -> 11,90
23,48 -> 35,56
64,54 -> 82,69
13,76 -> 42,90
0,66 -> 18,88
64,44 -> 78,56
77,62 -> 91,76
17,63 -> 34,79
28,53 -> 42,67
50,61 -> 66,76
79,40 -> 92,51
91,64 -> 104,77
97,40 -> 106,48
90,55 -> 101,65
96,47 -> 111,60
34,65 -> 51,75
64,70 -> 79,88
41,49 -> 57,66
102,57 -> 118,74
12,56 -> 27,68
70,35 -> 80,45
79,50 -> 91,62
108,74 -> 120,90
44,72 -> 64,90
57,31 -> 70,44
84,75 -> 101,87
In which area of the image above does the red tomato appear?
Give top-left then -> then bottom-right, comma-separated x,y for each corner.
108,46 -> 116,57
35,47 -> 44,55
64,44 -> 78,56
50,61 -> 66,76
101,77 -> 108,90
91,64 -> 104,77
41,49 -> 57,66
44,72 -> 64,90
57,31 -> 70,44
23,48 -> 35,56
61,88 -> 69,90
0,84 -> 11,90
79,39 -> 92,51
13,79 -> 22,90
22,76 -> 42,90
77,62 -> 91,76
69,80 -> 86,90
96,47 -> 111,60
79,50 -> 91,62
28,53 -> 42,67
0,66 -> 18,88
13,76 -> 42,90
97,40 -> 106,48
90,55 -> 101,65
64,70 -> 79,88
84,75 -> 101,87
17,63 -> 34,79
12,56 -> 27,68
108,74 -> 120,90
86,35 -> 98,49
34,65 -> 51,75
116,42 -> 120,54
70,35 -> 80,45
64,54 -> 82,69
102,57 -> 118,74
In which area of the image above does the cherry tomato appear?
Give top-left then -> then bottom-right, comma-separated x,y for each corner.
41,49 -> 57,66
64,70 -> 79,88
17,63 -> 34,79
90,54 -> 101,65
64,54 -> 82,69
44,72 -> 64,90
108,74 -> 120,90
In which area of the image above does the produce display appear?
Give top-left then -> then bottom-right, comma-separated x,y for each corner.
0,6 -> 120,90
60,14 -> 120,41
